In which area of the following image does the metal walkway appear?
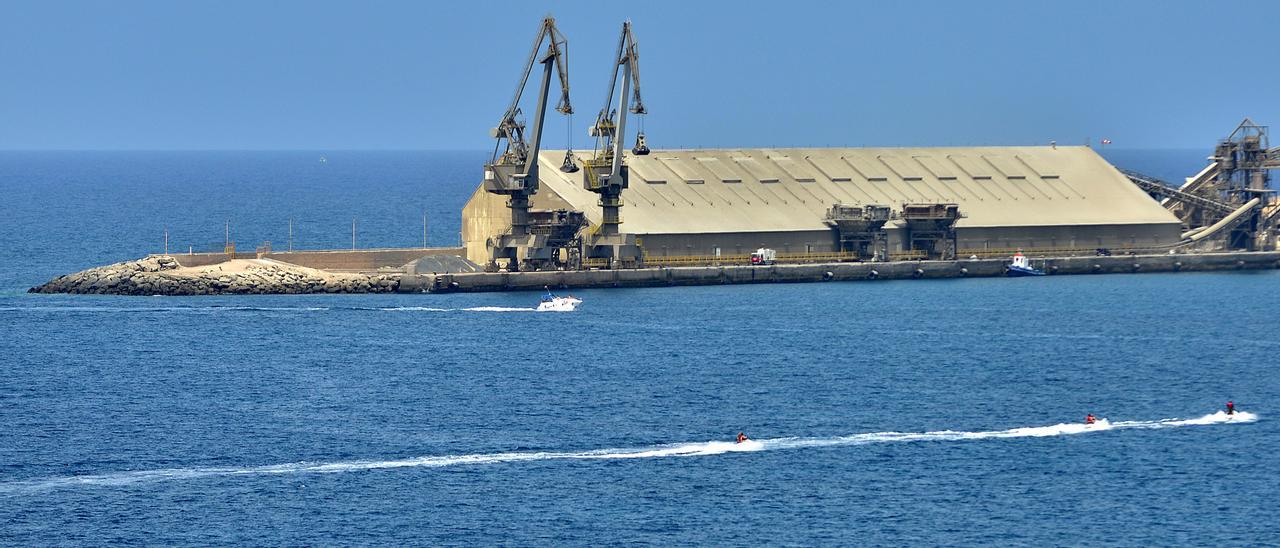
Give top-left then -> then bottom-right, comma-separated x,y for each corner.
1122,169 -> 1236,215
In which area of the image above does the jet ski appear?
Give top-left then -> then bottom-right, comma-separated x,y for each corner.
537,295 -> 582,312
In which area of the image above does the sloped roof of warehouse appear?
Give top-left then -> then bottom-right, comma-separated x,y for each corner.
535,146 -> 1179,234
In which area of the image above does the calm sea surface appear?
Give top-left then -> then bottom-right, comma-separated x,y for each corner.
1,151 -> 1276,545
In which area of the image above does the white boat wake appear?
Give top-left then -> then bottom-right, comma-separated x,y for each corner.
0,305 -> 549,313
0,411 -> 1254,494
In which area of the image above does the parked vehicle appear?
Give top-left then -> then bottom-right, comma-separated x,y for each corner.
750,248 -> 776,265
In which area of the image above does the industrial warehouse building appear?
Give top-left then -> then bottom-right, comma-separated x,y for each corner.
462,145 -> 1183,264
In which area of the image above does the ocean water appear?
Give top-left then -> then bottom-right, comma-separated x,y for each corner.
2,151 -> 1278,545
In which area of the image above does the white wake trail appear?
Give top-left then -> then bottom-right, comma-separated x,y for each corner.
1,305 -> 544,313
0,305 -> 333,313
0,411 -> 1254,494
379,306 -> 538,312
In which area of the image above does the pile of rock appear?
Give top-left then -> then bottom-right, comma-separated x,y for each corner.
29,256 -> 401,295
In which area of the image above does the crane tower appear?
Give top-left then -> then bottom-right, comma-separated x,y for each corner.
581,21 -> 646,269
481,16 -> 581,271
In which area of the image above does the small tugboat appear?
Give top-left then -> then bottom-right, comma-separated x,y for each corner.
1006,251 -> 1045,277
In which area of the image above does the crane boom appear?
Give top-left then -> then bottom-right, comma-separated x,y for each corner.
594,22 -> 645,131
490,16 -> 573,171
502,17 -> 573,121
589,20 -> 646,171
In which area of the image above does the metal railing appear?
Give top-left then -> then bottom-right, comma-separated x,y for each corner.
642,253 -> 752,267
888,250 -> 927,261
581,158 -> 606,191
957,244 -> 1159,259
640,250 -> 883,267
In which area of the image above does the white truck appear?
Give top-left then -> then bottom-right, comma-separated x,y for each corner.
750,248 -> 776,265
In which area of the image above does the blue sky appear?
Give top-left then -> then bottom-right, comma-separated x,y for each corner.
2,0 -> 1277,150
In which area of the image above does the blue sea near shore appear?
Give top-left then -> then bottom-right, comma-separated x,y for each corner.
2,150 -> 1278,545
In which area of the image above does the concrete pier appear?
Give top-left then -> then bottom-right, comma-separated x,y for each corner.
31,250 -> 1280,296
405,251 -> 1280,293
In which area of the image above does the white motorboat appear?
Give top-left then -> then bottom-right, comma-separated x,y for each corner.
537,295 -> 582,312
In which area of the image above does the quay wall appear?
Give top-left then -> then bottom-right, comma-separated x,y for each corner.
33,251 -> 1280,296
404,252 -> 1280,293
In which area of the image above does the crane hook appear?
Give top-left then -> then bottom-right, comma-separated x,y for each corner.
632,132 -> 650,156
632,114 -> 650,155
561,150 -> 580,173
561,112 -> 580,172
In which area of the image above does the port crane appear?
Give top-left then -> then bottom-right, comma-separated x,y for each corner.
482,16 -> 581,271
581,21 -> 647,268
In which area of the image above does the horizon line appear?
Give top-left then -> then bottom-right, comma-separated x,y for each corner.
0,146 -> 1213,153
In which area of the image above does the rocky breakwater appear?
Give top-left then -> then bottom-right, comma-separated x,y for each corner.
30,256 -> 401,295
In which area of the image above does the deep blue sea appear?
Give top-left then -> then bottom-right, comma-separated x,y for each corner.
2,150 -> 1277,545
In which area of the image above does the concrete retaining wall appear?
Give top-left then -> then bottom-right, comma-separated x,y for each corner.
404,251 -> 1280,293
263,248 -> 466,271
167,253 -> 258,267
167,247 -> 467,272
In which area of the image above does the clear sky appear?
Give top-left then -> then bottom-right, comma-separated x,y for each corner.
3,0 -> 1277,150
